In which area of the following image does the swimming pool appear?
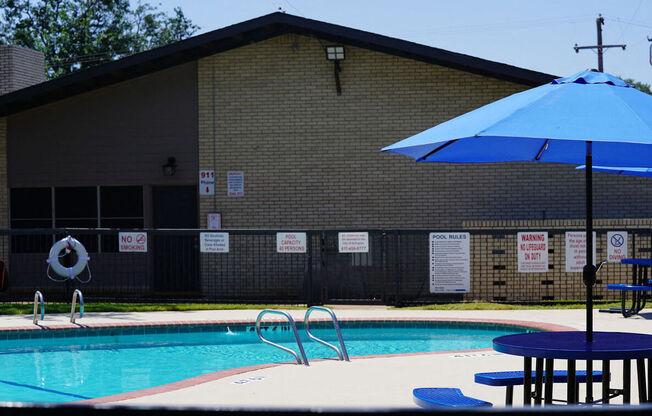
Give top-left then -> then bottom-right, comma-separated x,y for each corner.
0,320 -> 535,403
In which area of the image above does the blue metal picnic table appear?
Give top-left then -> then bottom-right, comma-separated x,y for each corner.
604,258 -> 652,317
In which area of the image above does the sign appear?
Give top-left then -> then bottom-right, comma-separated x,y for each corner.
565,231 -> 597,273
200,232 -> 229,253
207,213 -> 222,230
199,170 -> 215,195
607,231 -> 628,263
119,232 -> 147,252
517,232 -> 548,273
227,171 -> 244,197
276,232 -> 307,253
429,232 -> 470,293
338,232 -> 369,253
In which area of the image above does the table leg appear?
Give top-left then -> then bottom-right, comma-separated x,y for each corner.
648,359 -> 652,403
544,358 -> 554,405
602,360 -> 610,404
637,359 -> 647,403
567,359 -> 576,404
586,360 -> 593,403
534,358 -> 543,405
624,359 -> 631,404
524,357 -> 532,407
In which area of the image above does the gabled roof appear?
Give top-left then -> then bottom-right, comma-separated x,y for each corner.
0,12 -> 556,117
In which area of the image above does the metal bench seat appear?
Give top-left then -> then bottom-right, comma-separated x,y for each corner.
412,388 -> 492,408
475,370 -> 604,405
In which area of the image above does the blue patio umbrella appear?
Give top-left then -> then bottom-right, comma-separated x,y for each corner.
382,70 -> 652,342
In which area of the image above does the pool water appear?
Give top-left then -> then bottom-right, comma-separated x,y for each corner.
0,322 -> 531,403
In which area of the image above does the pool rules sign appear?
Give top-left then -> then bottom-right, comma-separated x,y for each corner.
429,233 -> 470,293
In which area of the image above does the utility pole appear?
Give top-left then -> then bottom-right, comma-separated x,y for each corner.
574,14 -> 626,72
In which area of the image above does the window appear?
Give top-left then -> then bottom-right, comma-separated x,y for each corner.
100,186 -> 144,228
10,186 -> 144,253
10,188 -> 53,252
55,187 -> 97,228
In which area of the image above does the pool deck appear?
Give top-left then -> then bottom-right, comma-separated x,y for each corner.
2,306 -> 652,409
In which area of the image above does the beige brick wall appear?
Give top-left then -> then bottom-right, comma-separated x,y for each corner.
461,219 -> 651,302
197,34 -> 652,231
197,34 -> 532,229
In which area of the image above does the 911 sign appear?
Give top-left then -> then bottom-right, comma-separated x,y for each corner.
199,170 -> 215,195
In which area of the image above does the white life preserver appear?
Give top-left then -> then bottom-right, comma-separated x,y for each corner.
46,236 -> 90,279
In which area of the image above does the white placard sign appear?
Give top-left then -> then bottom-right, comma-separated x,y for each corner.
565,231 -> 597,273
227,171 -> 244,197
429,232 -> 470,293
276,232 -> 307,253
207,213 -> 222,230
119,232 -> 147,252
338,232 -> 369,253
517,232 -> 548,273
607,231 -> 628,263
200,232 -> 229,253
199,170 -> 215,195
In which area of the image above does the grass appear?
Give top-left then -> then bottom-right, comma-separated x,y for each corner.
0,301 -> 622,315
0,303 -> 308,315
400,301 -> 621,310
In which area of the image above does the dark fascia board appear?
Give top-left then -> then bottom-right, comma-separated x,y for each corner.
0,12 -> 556,117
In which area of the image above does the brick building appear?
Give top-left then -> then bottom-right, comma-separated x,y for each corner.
0,13 -> 650,303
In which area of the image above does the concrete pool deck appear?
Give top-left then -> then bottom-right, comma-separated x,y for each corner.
2,306 -> 652,409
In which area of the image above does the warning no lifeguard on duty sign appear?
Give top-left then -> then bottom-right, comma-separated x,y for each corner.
119,232 -> 147,252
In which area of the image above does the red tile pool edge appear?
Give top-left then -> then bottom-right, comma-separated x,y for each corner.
42,317 -> 575,405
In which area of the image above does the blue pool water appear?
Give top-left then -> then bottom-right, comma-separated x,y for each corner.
0,321 -> 532,403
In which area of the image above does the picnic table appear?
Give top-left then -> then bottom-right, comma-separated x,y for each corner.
604,258 -> 652,317
493,331 -> 652,405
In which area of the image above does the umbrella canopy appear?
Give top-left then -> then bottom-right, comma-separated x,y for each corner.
577,165 -> 652,178
383,71 -> 652,165
382,70 -> 652,342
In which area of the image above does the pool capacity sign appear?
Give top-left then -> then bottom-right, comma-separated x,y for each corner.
429,232 -> 470,293
276,233 -> 307,253
119,232 -> 147,252
517,232 -> 548,273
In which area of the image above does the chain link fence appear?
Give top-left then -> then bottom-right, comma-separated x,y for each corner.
0,228 -> 647,305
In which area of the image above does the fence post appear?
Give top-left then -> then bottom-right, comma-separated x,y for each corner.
305,231 -> 313,307
394,230 -> 401,307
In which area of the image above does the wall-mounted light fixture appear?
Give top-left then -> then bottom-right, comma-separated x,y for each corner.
325,46 -> 345,95
162,157 -> 177,176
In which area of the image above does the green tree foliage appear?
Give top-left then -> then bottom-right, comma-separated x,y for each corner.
623,78 -> 652,95
0,0 -> 199,78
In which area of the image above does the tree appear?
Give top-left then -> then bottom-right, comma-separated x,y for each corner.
623,78 -> 652,95
0,0 -> 199,78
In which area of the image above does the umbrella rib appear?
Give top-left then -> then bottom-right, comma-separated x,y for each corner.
535,139 -> 550,161
416,139 -> 459,162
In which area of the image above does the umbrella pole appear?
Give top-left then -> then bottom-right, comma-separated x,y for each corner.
584,142 -> 595,343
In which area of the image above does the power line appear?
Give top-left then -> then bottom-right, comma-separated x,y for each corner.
573,15 -> 625,72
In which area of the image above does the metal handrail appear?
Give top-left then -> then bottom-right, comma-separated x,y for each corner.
255,309 -> 309,366
33,291 -> 44,325
304,306 -> 349,361
70,289 -> 84,323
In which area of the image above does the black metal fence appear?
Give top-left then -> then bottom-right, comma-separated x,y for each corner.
0,228 -> 648,305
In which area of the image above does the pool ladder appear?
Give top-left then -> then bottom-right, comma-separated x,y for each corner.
255,306 -> 349,366
32,289 -> 84,325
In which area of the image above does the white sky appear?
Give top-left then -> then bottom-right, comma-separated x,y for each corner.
145,0 -> 652,85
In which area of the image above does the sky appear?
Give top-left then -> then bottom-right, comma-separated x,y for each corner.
145,0 -> 652,86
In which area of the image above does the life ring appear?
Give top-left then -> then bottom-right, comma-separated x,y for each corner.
46,236 -> 90,279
